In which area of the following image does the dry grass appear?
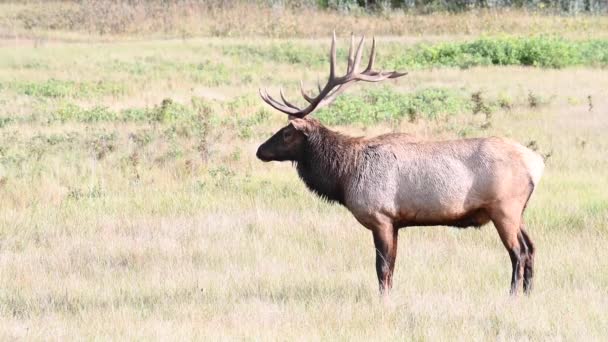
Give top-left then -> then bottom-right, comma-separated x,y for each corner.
1,1 -> 608,40
0,8 -> 608,340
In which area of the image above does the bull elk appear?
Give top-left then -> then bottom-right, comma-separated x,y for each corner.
256,33 -> 544,296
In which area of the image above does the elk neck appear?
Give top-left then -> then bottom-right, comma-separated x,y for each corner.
295,124 -> 361,205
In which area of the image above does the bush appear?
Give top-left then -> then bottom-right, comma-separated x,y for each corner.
385,36 -> 603,69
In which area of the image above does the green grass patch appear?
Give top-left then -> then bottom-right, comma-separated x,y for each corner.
222,43 -> 329,67
222,36 -> 608,70
53,98 -> 204,124
384,36 -> 608,69
5,79 -> 126,99
101,57 -> 233,86
9,87 -> 479,127
315,87 -> 472,125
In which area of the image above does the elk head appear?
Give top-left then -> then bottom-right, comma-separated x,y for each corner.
256,32 -> 407,162
256,118 -> 310,162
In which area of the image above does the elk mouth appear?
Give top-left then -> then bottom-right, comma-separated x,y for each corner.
256,146 -> 273,162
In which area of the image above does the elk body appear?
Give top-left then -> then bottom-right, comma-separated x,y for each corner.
256,34 -> 544,296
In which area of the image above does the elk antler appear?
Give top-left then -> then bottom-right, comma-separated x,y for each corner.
259,32 -> 407,118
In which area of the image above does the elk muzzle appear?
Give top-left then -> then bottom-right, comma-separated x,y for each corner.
256,144 -> 274,162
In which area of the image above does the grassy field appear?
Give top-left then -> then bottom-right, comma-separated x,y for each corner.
1,5 -> 608,340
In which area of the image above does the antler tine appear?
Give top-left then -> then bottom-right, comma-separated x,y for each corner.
388,71 -> 409,78
317,76 -> 322,94
364,36 -> 376,73
350,35 -> 365,76
259,88 -> 300,115
279,88 -> 300,110
259,88 -> 279,110
347,33 -> 355,73
258,88 -> 269,102
300,80 -> 314,104
329,31 -> 337,79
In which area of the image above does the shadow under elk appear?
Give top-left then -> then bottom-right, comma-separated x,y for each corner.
256,33 -> 544,297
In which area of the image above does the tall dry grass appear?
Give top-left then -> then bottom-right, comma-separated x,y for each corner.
1,1 -> 608,40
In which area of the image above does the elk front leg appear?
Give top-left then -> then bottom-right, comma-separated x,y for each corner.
372,226 -> 398,295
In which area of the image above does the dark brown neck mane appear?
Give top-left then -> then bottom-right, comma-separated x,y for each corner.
295,124 -> 360,205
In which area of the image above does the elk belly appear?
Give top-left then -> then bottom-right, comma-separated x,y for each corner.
391,158 -> 491,227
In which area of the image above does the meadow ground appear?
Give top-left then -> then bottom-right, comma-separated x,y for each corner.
1,7 -> 608,340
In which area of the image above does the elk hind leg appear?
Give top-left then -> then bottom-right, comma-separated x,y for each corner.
490,209 -> 524,295
520,226 -> 535,294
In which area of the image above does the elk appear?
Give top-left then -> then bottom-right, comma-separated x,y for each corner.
256,33 -> 544,297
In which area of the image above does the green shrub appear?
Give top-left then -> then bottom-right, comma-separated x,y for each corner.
384,36 -> 604,70
152,98 -> 193,123
55,103 -> 117,122
578,39 -> 608,66
50,98 -> 213,125
20,79 -> 75,98
315,87 -> 472,125
10,79 -> 126,99
220,36 -> 607,73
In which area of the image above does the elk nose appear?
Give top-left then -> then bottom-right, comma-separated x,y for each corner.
256,146 -> 271,162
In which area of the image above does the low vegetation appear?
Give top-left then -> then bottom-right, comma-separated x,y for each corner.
3,79 -> 126,99
217,36 -> 608,70
385,36 -> 608,69
316,87 -> 473,124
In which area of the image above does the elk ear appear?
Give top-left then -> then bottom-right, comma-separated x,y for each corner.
290,118 -> 311,135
